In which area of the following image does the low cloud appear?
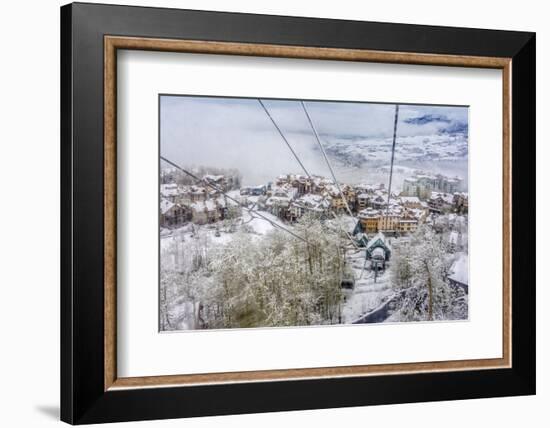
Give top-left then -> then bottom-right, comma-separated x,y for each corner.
160,95 -> 468,184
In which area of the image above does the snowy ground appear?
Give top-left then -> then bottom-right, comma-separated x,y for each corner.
320,133 -> 469,190
240,211 -> 284,236
340,249 -> 393,323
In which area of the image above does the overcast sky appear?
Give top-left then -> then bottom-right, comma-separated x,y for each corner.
160,95 -> 468,185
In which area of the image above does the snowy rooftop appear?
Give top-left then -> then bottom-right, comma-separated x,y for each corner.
296,193 -> 330,209
409,208 -> 425,219
191,188 -> 206,194
355,183 -> 384,191
266,196 -> 290,207
160,198 -> 175,214
400,196 -> 421,203
358,208 -> 380,219
430,192 -> 454,204
366,232 -> 388,250
160,183 -> 181,197
161,183 -> 178,189
454,191 -> 469,198
191,199 -> 217,212
202,174 -> 225,181
324,184 -> 341,196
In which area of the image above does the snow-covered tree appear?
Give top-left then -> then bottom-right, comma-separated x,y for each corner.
203,214 -> 346,328
389,225 -> 464,321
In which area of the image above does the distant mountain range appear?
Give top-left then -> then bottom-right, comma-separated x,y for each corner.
319,133 -> 468,169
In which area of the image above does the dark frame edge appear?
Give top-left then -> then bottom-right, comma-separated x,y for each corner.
61,2 -> 536,424
510,33 -> 536,394
61,3 -> 74,425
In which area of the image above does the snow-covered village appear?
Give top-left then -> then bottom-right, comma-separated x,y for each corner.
159,96 -> 469,331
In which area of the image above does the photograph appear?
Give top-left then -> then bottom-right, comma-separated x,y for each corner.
159,95 -> 470,331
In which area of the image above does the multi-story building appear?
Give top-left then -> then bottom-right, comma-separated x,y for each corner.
428,192 -> 454,214
341,185 -> 356,211
160,183 -> 180,202
370,195 -> 387,209
275,174 -> 314,196
215,196 -> 241,220
188,199 -> 219,224
358,209 -> 381,233
358,205 -> 424,235
188,186 -> 207,203
355,183 -> 385,194
378,213 -> 401,232
264,188 -> 293,220
322,184 -> 355,213
397,213 -> 419,233
403,173 -> 462,199
438,174 -> 461,195
400,196 -> 422,209
356,193 -> 370,210
289,194 -> 330,221
160,198 -> 189,228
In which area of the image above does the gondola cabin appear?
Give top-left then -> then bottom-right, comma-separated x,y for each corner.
365,232 -> 391,271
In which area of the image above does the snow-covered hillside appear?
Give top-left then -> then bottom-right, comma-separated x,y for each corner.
317,133 -> 468,190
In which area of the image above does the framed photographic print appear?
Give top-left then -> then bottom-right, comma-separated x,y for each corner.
60,2 -> 536,424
